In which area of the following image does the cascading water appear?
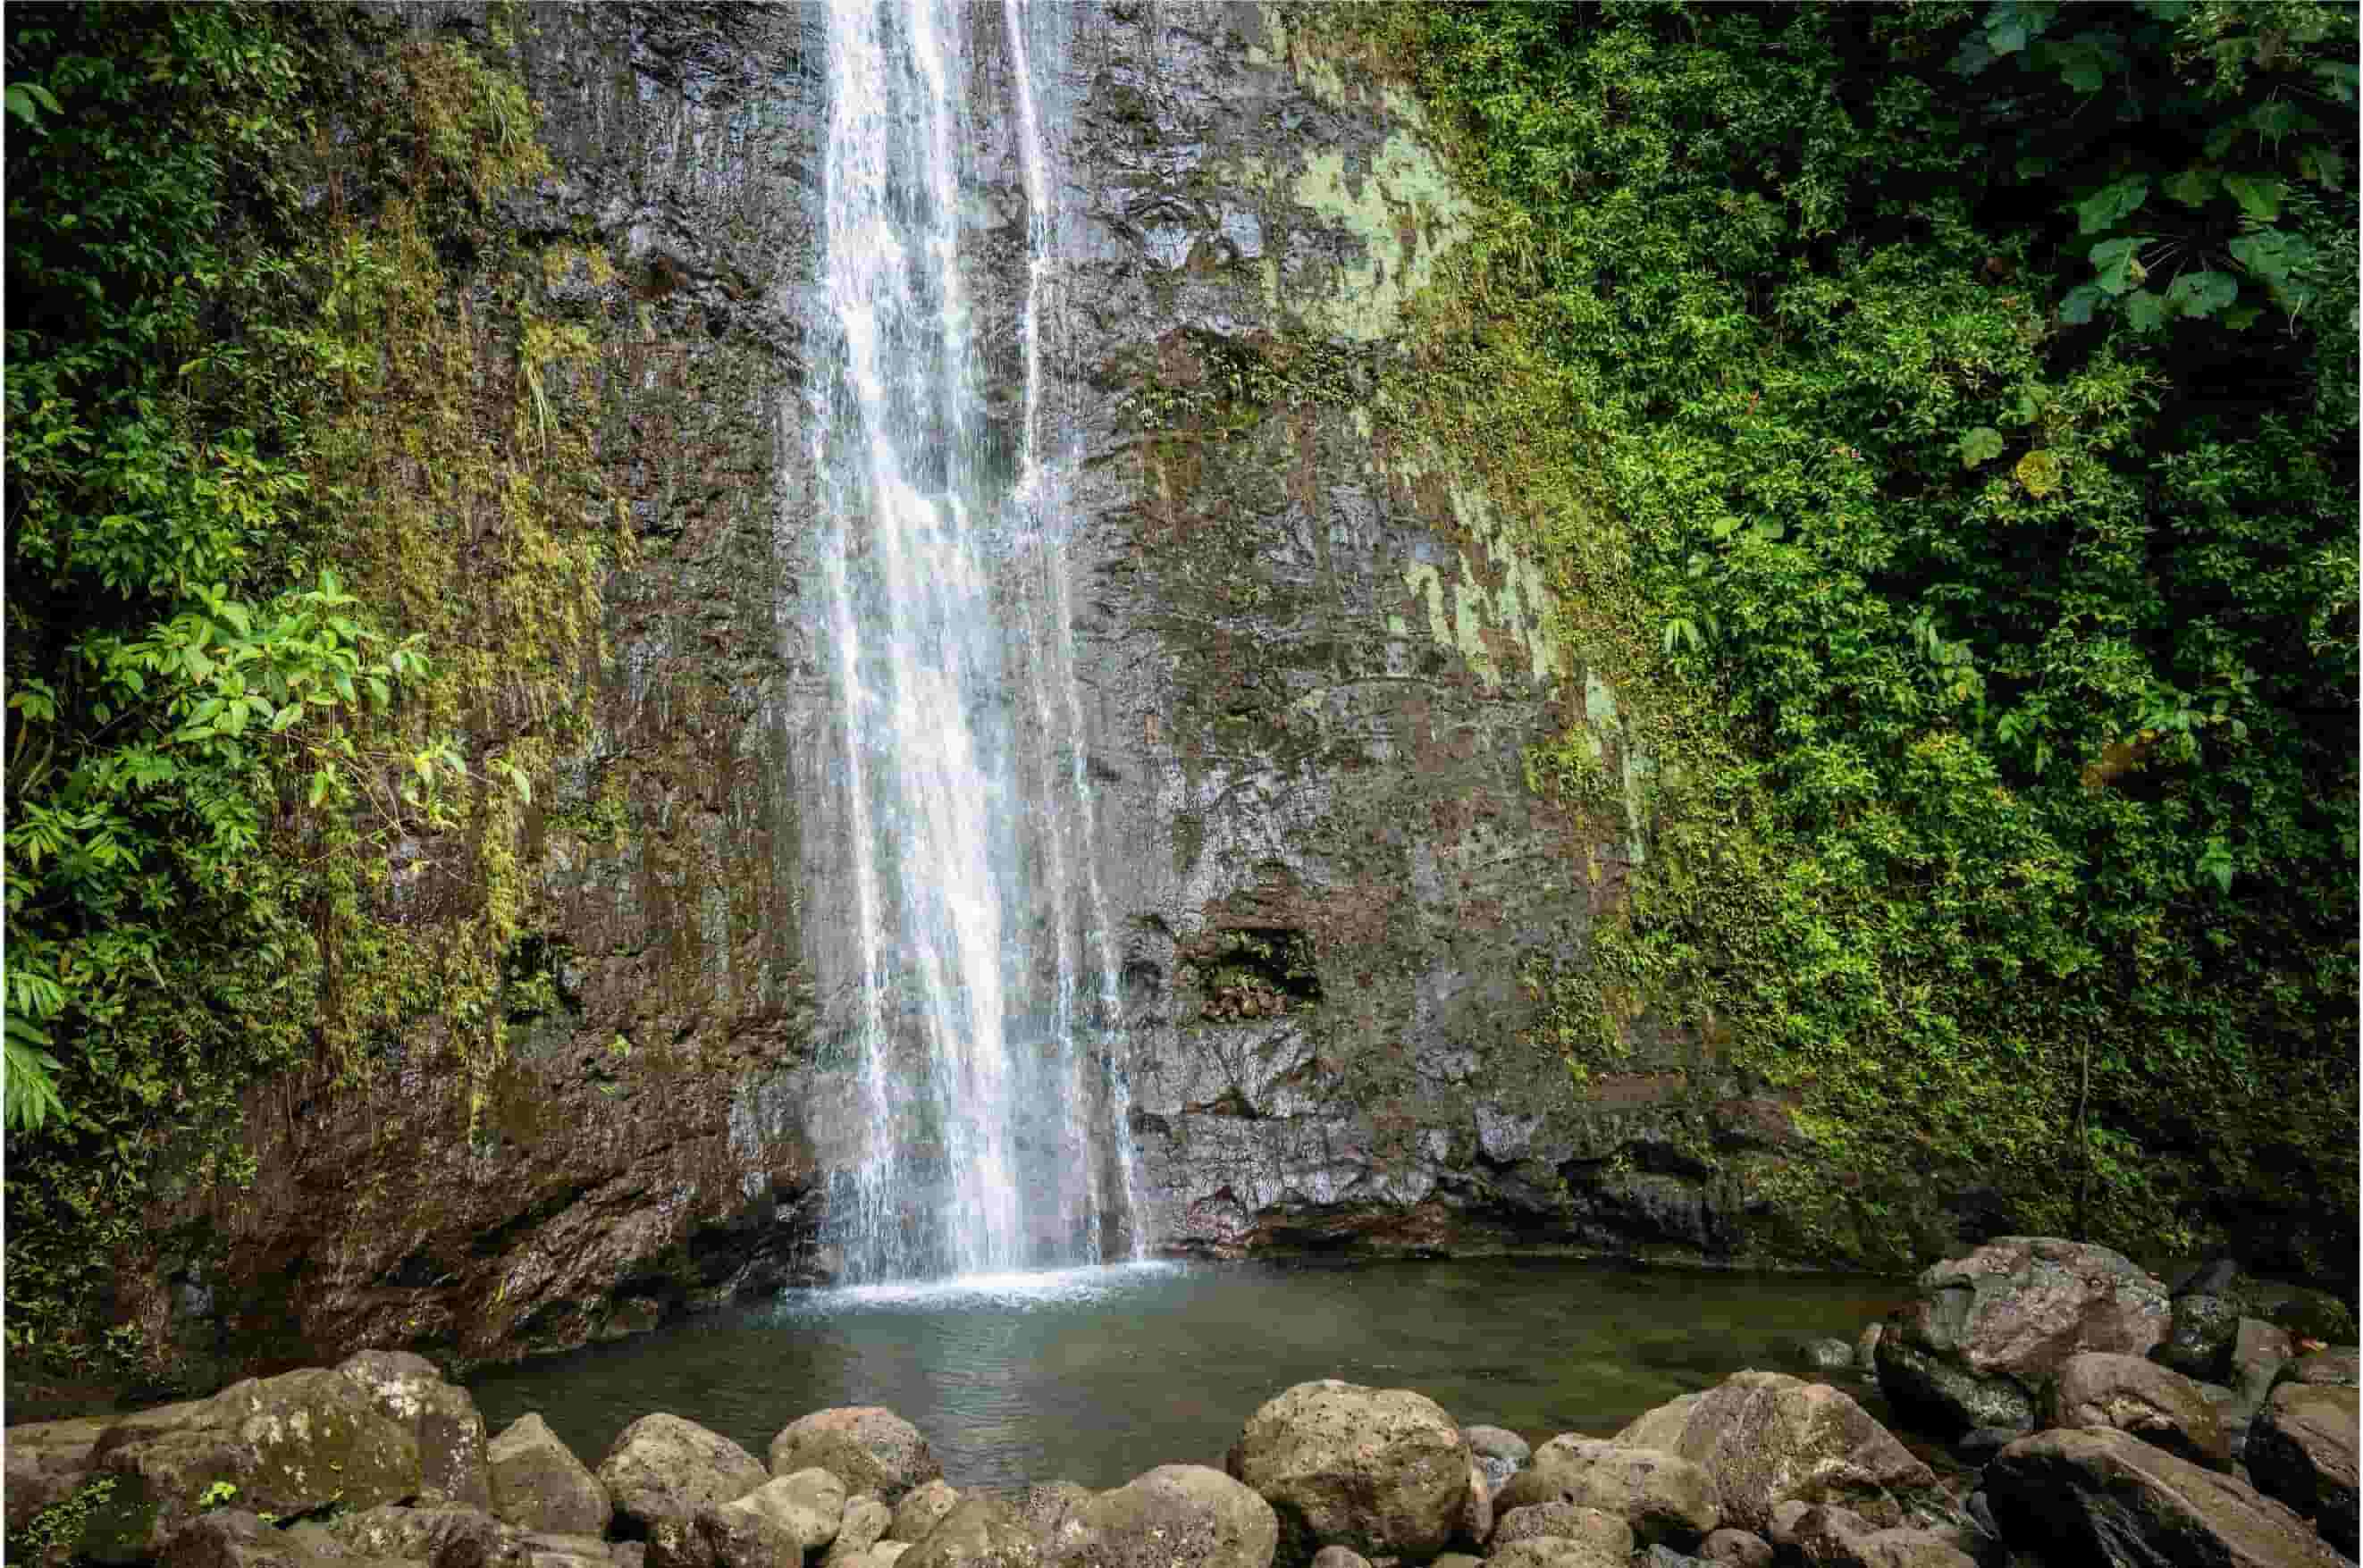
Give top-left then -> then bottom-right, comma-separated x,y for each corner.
807,0 -> 1144,1284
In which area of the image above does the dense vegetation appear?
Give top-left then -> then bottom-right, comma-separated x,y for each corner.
1387,0 -> 2357,1270
4,3 -> 612,1371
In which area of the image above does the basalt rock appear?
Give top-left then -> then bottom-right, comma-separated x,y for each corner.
1985,1427 -> 2346,1568
2047,1352 -> 2231,1469
489,1413 -> 613,1539
594,1414 -> 767,1535
1874,1238 -> 2170,1437
2242,1383 -> 2359,1556
1224,1380 -> 1471,1564
770,1409 -> 940,1504
1493,1438 -> 1720,1549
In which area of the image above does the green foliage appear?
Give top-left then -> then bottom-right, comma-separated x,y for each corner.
4,2 -> 614,1368
7,1475 -> 117,1564
1398,0 -> 2357,1268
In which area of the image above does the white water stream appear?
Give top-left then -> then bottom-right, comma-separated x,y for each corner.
807,0 -> 1142,1283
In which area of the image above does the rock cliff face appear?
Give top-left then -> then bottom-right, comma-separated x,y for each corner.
151,1 -> 1772,1383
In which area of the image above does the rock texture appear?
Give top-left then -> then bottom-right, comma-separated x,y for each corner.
1065,1464 -> 1278,1568
594,1414 -> 768,1533
1873,1238 -> 2170,1435
1224,1381 -> 1471,1563
2242,1383 -> 2359,1556
2047,1352 -> 2230,1468
1493,1437 -> 1720,1547
1614,1371 -> 1939,1534
489,1413 -> 613,1538
1985,1427 -> 2347,1568
769,1409 -> 940,1503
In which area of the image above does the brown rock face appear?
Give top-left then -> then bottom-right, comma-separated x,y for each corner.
1876,1238 -> 2170,1435
2048,1351 -> 2231,1469
1986,1426 -> 2347,1568
1613,1371 -> 1939,1534
1224,1380 -> 1471,1564
2243,1383 -> 2359,1557
1493,1437 -> 1720,1547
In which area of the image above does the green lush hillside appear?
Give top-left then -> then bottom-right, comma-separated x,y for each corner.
1383,0 -> 2358,1272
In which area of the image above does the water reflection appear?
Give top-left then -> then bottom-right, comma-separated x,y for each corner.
467,1258 -> 1905,1492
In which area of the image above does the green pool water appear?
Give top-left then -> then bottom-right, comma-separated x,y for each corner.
467,1257 -> 1912,1491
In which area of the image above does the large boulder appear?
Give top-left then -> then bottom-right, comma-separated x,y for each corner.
2278,1347 -> 2362,1389
2242,1383 -> 2359,1557
2157,1292 -> 2243,1381
1491,1501 -> 1633,1557
1224,1380 -> 1471,1564
156,1509 -> 408,1568
1874,1237 -> 2170,1436
728,1468 -> 848,1553
1781,1504 -> 1974,1568
2048,1353 -> 2230,1469
1061,1464 -> 1277,1568
322,1502 -> 528,1567
594,1414 -> 768,1534
489,1414 -> 613,1538
769,1409 -> 940,1503
1614,1371 -> 1939,1534
1493,1437 -> 1719,1548
1484,1541 -> 1625,1568
824,1497 -> 895,1568
897,1498 -> 1040,1568
85,1370 -> 422,1563
644,1503 -> 801,1568
6,1416 -> 109,1544
1985,1426 -> 2346,1567
336,1351 -> 493,1511
890,1480 -> 963,1543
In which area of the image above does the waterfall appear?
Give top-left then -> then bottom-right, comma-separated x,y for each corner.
809,0 -> 1144,1282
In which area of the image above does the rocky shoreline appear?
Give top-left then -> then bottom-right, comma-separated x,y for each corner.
9,1238 -> 2354,1568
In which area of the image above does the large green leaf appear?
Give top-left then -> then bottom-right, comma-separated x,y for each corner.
2075,175 -> 2150,235
2221,173 -> 2283,221
2161,167 -> 2221,207
2089,236 -> 2142,296
2164,271 -> 2238,319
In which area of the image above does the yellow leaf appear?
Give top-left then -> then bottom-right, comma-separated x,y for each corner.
2014,449 -> 2063,498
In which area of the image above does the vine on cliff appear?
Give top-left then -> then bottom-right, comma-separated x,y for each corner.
1365,0 -> 2357,1272
4,3 -> 620,1370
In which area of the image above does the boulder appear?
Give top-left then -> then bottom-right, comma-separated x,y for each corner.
1799,1338 -> 1857,1373
1308,1550 -> 1369,1568
644,1503 -> 800,1568
86,1370 -> 422,1563
2048,1352 -> 2231,1468
727,1468 -> 848,1552
1614,1371 -> 1938,1534
1697,1527 -> 1773,1566
769,1409 -> 939,1503
1493,1436 -> 1719,1547
1462,1425 -> 1530,1497
489,1414 -> 612,1537
2242,1382 -> 2359,1557
336,1351 -> 493,1511
889,1480 -> 962,1543
1455,1457 -> 1490,1548
898,1497 -> 1040,1568
6,1415 -> 109,1554
1490,1501 -> 1633,1557
323,1502 -> 529,1568
2278,1347 -> 2362,1388
517,1534 -> 619,1568
2242,1282 -> 2360,1346
1854,1324 -> 1884,1375
2157,1293 -> 2243,1381
1985,1426 -> 2346,1568
823,1497 -> 895,1568
157,1509 -> 409,1568
594,1414 -> 767,1534
1784,1504 -> 1975,1568
1874,1237 -> 2169,1436
1005,1484 -> 1091,1561
1062,1465 -> 1277,1568
1484,1540 -> 1625,1568
1223,1380 -> 1471,1563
